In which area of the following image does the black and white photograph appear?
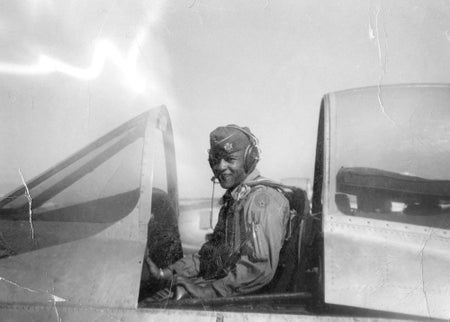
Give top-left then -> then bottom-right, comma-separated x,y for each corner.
0,1 -> 449,321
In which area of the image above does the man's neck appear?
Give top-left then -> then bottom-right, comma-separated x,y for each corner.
223,169 -> 262,202
226,169 -> 260,192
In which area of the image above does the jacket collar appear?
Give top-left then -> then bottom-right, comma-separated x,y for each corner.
229,169 -> 261,201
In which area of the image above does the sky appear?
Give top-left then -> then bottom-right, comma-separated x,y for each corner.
0,0 -> 449,198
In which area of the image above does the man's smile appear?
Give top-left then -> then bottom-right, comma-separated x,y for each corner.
210,149 -> 247,189
218,173 -> 232,181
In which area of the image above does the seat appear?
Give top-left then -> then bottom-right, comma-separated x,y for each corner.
260,186 -> 319,294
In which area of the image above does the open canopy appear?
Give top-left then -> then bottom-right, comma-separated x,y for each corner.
0,106 -> 178,308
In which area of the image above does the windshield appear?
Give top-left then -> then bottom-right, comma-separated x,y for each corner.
329,85 -> 450,229
0,111 -> 147,256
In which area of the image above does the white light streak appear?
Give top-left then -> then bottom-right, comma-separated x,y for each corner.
0,32 -> 148,93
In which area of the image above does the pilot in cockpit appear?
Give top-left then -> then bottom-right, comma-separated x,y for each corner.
145,125 -> 290,299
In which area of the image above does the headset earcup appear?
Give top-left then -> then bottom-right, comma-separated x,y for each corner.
244,145 -> 259,173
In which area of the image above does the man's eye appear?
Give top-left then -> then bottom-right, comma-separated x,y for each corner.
209,156 -> 224,165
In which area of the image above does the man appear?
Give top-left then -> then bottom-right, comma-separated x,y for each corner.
145,125 -> 290,298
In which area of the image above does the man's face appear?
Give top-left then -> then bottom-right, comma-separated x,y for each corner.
209,150 -> 248,189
